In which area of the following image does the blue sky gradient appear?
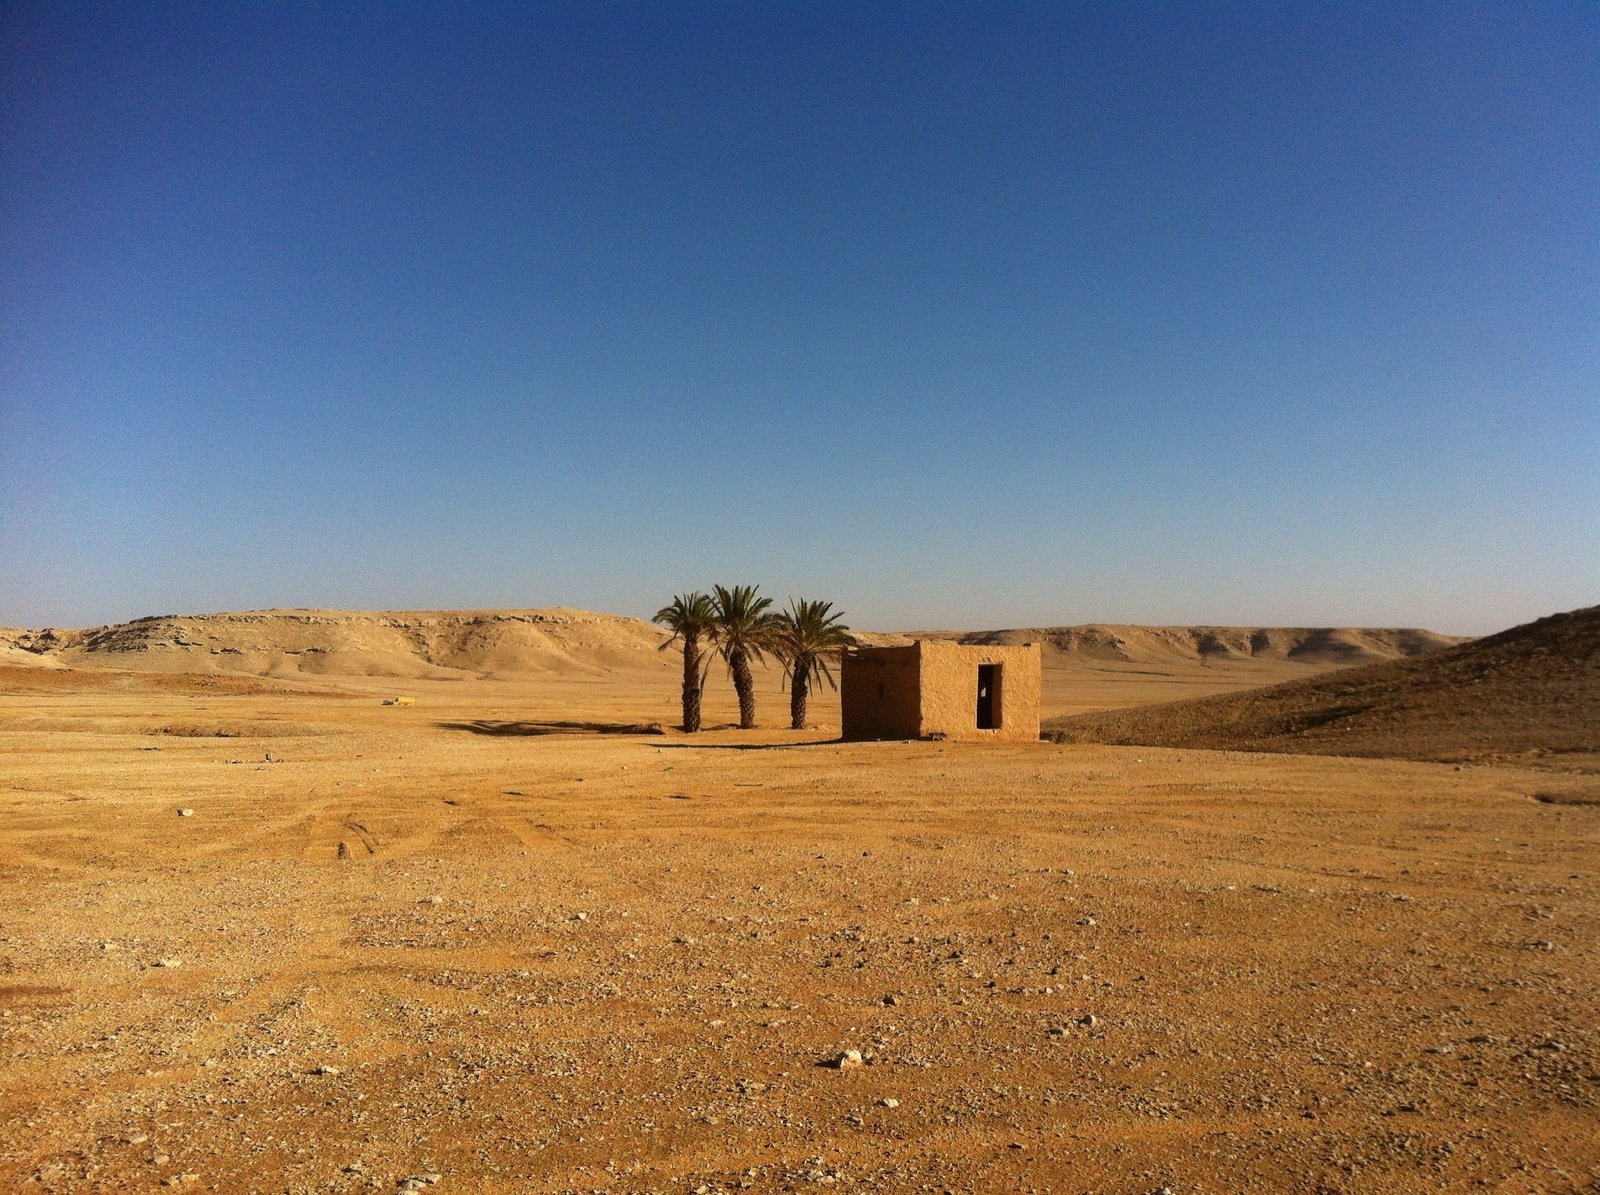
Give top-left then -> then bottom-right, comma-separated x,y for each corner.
2,3 -> 1595,634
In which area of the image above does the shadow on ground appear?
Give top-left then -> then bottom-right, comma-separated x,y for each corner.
437,720 -> 666,737
654,736 -> 846,751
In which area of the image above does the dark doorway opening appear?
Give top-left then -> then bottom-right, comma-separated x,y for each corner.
976,664 -> 1000,729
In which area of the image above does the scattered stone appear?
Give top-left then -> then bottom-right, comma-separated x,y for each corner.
312,1064 -> 342,1076
831,1049 -> 865,1070
882,993 -> 902,1006
573,912 -> 589,922
176,808 -> 195,817
151,958 -> 182,969
879,1097 -> 900,1108
1076,1014 -> 1098,1027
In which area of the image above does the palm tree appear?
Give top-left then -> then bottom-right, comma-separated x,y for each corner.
710,583 -> 776,730
772,598 -> 853,730
654,592 -> 717,733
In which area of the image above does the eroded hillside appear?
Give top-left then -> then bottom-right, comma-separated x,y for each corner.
1,609 -> 674,680
1045,605 -> 1599,769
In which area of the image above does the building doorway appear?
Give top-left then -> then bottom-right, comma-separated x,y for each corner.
976,664 -> 1000,729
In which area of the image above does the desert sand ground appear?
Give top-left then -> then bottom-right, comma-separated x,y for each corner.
3,643 -> 1596,1194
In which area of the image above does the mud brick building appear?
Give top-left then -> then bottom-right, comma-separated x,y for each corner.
840,641 -> 1041,742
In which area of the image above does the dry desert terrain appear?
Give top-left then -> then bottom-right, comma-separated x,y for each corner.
2,610 -> 1595,1194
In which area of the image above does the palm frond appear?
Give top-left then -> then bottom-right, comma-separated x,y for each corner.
710,583 -> 778,665
772,597 -> 853,691
653,591 -> 715,651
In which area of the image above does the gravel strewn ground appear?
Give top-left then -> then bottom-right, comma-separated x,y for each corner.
3,680 -> 1596,1193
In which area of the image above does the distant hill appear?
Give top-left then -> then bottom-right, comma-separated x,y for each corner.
1,608 -> 1462,687
0,608 -> 674,680
1044,605 -> 1599,768
931,624 -> 1464,668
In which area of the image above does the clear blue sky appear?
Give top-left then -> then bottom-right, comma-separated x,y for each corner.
2,2 -> 1595,635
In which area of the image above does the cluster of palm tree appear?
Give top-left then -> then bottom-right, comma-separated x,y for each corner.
653,584 -> 852,731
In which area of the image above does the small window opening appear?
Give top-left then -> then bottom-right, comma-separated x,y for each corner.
977,663 -> 1001,729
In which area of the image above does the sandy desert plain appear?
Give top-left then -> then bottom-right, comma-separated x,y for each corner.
1,608 -> 1596,1195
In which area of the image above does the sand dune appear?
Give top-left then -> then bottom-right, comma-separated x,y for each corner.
1045,604 -> 1599,768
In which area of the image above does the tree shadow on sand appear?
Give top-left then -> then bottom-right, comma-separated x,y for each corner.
654,736 -> 846,751
437,720 -> 667,737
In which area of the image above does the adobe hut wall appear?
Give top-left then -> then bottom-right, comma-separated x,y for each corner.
840,641 -> 1041,742
840,645 -> 922,740
916,641 -> 1041,742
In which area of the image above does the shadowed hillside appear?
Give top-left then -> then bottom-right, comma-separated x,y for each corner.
1044,605 -> 1599,769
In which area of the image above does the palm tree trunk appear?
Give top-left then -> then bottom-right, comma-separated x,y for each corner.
681,634 -> 702,733
790,663 -> 809,729
731,647 -> 757,729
